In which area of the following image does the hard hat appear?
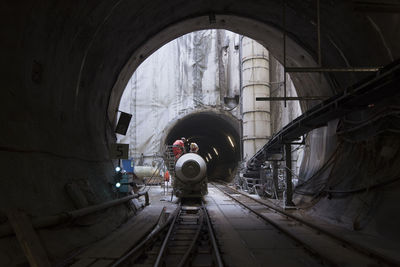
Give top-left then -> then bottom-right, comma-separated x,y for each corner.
190,142 -> 199,152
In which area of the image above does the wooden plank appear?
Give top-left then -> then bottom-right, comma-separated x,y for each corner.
7,210 -> 51,267
70,258 -> 97,267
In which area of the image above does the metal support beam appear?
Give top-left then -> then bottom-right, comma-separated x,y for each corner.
317,0 -> 321,67
256,96 -> 327,101
247,60 -> 400,172
272,161 -> 279,199
284,144 -> 295,206
286,67 -> 381,72
282,0 -> 287,108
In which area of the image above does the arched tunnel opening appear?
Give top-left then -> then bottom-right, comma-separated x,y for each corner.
163,111 -> 241,182
2,2 -> 400,266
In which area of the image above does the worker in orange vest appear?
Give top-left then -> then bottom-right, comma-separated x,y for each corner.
172,137 -> 186,159
164,170 -> 170,182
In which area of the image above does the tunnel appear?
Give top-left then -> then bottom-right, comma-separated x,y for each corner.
2,1 -> 400,266
163,110 -> 241,182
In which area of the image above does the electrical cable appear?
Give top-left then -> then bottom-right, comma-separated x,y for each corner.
323,176 -> 400,194
337,112 -> 400,135
341,105 -> 400,125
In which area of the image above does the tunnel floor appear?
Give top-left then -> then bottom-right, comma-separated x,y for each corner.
66,185 -> 400,267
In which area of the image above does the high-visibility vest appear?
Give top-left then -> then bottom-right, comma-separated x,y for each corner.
164,170 -> 170,182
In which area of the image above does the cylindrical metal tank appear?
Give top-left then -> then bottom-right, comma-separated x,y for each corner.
241,37 -> 271,160
175,153 -> 207,183
133,166 -> 160,178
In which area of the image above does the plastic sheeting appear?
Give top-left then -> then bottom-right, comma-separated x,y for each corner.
117,30 -> 241,164
295,102 -> 400,237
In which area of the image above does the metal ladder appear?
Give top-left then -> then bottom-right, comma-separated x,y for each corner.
164,145 -> 176,177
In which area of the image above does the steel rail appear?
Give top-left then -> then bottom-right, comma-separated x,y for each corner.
212,182 -> 400,267
153,208 -> 182,267
113,204 -> 222,267
212,183 -> 337,266
203,205 -> 224,267
111,205 -> 180,267
177,210 -> 204,267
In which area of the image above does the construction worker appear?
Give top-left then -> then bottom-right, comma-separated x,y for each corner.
172,137 -> 186,159
164,170 -> 170,182
189,142 -> 199,153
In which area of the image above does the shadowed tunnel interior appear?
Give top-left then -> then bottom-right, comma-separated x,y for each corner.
2,1 -> 400,265
165,111 -> 241,182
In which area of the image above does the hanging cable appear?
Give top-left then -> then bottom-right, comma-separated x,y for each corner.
323,176 -> 400,195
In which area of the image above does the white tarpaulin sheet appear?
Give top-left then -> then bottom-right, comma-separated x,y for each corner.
117,30 -> 241,163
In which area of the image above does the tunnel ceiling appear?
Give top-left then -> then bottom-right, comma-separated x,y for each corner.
165,111 -> 241,181
2,1 -> 398,146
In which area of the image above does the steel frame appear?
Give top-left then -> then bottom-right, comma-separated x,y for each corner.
248,60 -> 400,169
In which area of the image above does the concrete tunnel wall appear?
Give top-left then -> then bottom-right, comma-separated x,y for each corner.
162,110 -> 241,182
1,1 -> 400,264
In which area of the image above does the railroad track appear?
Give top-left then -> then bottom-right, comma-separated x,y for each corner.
211,182 -> 399,267
111,203 -> 223,267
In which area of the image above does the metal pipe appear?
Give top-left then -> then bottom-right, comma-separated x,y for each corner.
239,35 -> 244,161
242,110 -> 270,115
317,0 -> 321,67
241,55 -> 269,62
256,96 -> 327,101
272,161 -> 279,199
242,137 -> 272,141
0,192 -> 148,238
134,166 -> 161,178
241,37 -> 271,159
284,144 -> 295,206
283,0 -> 287,107
286,67 -> 381,72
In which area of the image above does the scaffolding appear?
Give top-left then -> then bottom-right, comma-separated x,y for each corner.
164,145 -> 176,178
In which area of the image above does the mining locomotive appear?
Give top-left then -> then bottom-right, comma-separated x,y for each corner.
173,152 -> 208,198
